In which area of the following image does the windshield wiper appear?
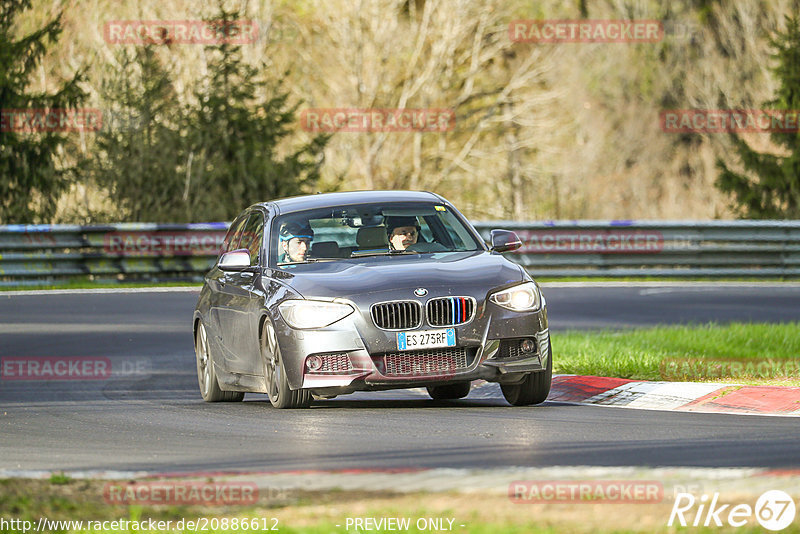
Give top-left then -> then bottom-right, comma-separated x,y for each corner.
277,258 -> 337,265
350,249 -> 416,258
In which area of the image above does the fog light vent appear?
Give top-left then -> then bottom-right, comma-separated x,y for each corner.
305,353 -> 353,374
497,338 -> 537,360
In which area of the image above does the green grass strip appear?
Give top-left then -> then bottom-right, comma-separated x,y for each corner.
552,322 -> 800,383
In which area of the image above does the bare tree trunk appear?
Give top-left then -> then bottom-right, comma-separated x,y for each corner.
504,100 -> 524,220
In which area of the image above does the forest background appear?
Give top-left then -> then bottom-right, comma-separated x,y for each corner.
5,0 -> 799,223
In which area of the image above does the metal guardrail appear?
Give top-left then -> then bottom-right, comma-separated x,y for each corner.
0,221 -> 799,286
0,223 -> 228,287
476,220 -> 800,278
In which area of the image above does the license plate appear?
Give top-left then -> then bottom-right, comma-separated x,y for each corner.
397,328 -> 456,351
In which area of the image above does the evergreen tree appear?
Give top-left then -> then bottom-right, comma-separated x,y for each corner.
184,6 -> 329,221
91,5 -> 329,222
0,0 -> 86,223
90,47 -> 187,221
716,16 -> 800,218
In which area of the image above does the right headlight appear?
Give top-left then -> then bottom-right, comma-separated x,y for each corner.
278,300 -> 354,329
489,282 -> 542,312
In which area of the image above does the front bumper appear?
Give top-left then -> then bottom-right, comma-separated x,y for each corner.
301,329 -> 550,392
275,297 -> 550,392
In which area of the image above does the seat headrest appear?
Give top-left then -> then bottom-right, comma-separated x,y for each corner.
356,226 -> 389,249
311,241 -> 340,258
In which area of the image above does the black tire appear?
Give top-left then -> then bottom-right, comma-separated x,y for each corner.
195,322 -> 244,402
501,343 -> 552,406
427,382 -> 472,400
261,319 -> 311,409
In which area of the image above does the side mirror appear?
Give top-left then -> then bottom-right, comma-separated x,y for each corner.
218,249 -> 253,271
490,229 -> 522,253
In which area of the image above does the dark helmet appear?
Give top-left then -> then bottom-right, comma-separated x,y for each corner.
279,221 -> 314,242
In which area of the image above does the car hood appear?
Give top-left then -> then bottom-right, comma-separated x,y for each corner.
274,251 -> 525,300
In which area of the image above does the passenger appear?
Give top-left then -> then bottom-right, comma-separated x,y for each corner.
279,222 -> 314,263
385,216 -> 420,251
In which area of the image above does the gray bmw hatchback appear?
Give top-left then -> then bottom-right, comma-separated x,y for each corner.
193,191 -> 551,408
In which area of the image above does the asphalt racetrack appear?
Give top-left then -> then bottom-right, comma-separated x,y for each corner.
1,283 -> 799,474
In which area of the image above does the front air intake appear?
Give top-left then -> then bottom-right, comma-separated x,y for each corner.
381,347 -> 472,376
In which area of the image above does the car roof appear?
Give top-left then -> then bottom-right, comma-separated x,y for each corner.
256,190 -> 446,215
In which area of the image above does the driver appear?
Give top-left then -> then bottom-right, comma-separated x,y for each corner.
279,222 -> 314,263
385,216 -> 420,251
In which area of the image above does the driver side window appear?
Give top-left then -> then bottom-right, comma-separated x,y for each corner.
220,214 -> 248,258
239,212 -> 265,267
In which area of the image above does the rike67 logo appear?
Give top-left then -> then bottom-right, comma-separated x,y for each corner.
669,490 -> 796,531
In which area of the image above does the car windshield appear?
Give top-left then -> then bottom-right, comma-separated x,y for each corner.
272,202 -> 484,265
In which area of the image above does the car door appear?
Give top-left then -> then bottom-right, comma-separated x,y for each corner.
206,213 -> 248,362
215,210 -> 267,375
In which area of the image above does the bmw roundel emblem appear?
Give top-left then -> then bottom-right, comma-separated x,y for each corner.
414,287 -> 428,297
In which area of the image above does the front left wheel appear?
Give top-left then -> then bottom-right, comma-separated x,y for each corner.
195,321 -> 244,402
261,319 -> 311,409
500,343 -> 552,406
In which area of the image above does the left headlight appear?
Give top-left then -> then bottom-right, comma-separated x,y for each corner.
489,282 -> 542,312
278,300 -> 355,329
